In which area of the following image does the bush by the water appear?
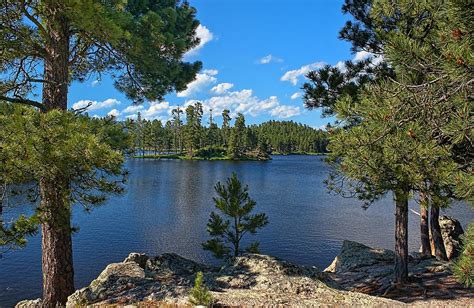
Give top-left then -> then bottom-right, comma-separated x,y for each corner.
194,147 -> 227,159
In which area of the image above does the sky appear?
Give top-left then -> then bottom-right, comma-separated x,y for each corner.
68,0 -> 365,129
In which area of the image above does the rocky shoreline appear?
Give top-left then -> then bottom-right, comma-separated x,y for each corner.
19,252 -> 398,307
17,246 -> 473,307
16,217 -> 472,307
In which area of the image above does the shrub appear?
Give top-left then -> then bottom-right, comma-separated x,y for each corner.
453,224 -> 474,287
188,271 -> 213,306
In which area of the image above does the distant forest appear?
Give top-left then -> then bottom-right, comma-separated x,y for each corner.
124,102 -> 329,159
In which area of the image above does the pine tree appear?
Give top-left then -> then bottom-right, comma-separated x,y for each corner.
0,1 -> 201,304
304,0 -> 472,282
453,223 -> 474,287
172,106 -> 184,154
221,109 -> 232,147
227,113 -> 246,159
188,271 -> 213,306
203,173 -> 268,258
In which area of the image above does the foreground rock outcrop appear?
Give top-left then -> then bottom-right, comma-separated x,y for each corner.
325,240 -> 473,305
62,253 -> 398,306
16,226 -> 471,307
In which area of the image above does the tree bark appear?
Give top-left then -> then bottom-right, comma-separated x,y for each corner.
419,193 -> 431,257
430,205 -> 448,261
394,189 -> 409,284
40,178 -> 74,307
40,7 -> 75,307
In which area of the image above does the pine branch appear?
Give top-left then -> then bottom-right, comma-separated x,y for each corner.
0,95 -> 45,111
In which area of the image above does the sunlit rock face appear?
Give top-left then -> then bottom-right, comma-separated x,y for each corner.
65,252 -> 398,306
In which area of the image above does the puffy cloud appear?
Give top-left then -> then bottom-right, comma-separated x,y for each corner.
185,25 -> 213,57
107,109 -> 120,117
186,89 -> 299,119
270,105 -> 301,118
211,82 -> 234,94
335,61 -> 347,73
122,105 -> 144,114
335,51 -> 384,73
141,101 -> 171,119
353,50 -> 372,62
290,92 -> 302,100
282,52 -> 385,87
177,70 -> 218,97
280,62 -> 326,85
119,101 -> 173,120
72,98 -> 121,111
202,69 -> 218,76
352,50 -> 383,65
259,54 -> 283,64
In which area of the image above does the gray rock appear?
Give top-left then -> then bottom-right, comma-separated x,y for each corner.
15,299 -> 42,308
66,251 -> 399,306
124,252 -> 149,268
67,260 -> 147,306
439,216 -> 464,260
324,240 -> 395,273
325,240 -> 453,298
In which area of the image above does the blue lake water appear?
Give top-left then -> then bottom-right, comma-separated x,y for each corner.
0,155 -> 472,307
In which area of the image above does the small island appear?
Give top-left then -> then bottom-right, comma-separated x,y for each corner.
134,148 -> 272,161
129,110 -> 329,161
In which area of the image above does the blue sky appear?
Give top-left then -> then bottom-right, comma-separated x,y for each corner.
69,0 -> 363,129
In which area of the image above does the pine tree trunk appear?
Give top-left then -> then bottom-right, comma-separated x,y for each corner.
394,189 -> 409,284
40,8 -> 75,306
430,205 -> 448,261
419,193 -> 431,257
40,178 -> 74,307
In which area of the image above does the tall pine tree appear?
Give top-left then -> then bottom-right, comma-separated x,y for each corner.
0,1 -> 201,305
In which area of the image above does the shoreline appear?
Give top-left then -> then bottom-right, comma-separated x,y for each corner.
131,152 -> 327,161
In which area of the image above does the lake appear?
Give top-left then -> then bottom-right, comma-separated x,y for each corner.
0,155 -> 472,307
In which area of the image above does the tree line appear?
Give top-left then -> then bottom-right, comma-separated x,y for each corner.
0,1 -> 202,306
127,104 -> 329,159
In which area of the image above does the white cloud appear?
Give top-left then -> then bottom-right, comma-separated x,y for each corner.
259,54 -> 283,64
185,89 -> 300,119
334,51 -> 384,73
185,25 -> 213,57
211,82 -> 234,94
281,62 -> 326,85
141,101 -> 170,120
353,50 -> 372,62
270,105 -> 301,118
290,92 -> 302,100
122,105 -> 144,114
107,109 -> 120,117
177,70 -> 218,97
116,101 -> 174,120
335,61 -> 347,73
202,69 -> 218,76
91,80 -> 99,87
72,98 -> 121,111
